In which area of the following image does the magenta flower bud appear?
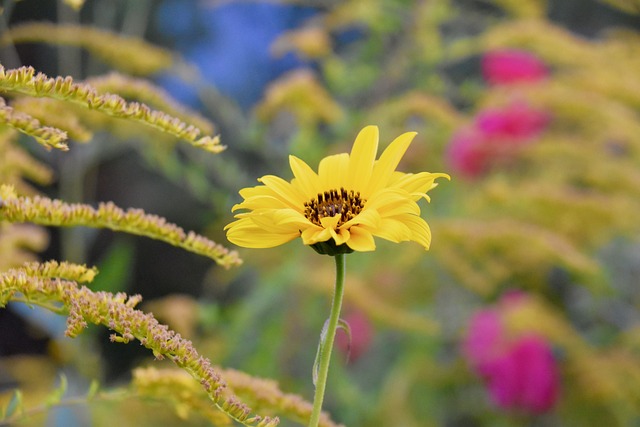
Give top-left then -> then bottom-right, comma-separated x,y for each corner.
482,50 -> 548,85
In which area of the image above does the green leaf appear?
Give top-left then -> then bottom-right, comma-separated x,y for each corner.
87,379 -> 100,400
312,318 -> 331,387
4,389 -> 23,419
45,373 -> 68,407
90,239 -> 134,294
312,317 -> 354,385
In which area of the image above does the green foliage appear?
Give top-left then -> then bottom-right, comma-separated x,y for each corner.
44,374 -> 68,408
3,390 -> 23,420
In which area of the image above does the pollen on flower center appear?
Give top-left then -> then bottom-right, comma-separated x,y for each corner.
304,187 -> 366,227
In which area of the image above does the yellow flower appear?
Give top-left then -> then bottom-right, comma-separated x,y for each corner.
225,126 -> 449,255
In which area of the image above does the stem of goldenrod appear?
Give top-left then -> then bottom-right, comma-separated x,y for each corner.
308,253 -> 346,427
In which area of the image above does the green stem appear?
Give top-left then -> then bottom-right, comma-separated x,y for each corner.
308,253 -> 346,427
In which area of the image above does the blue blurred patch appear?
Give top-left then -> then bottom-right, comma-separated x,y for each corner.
156,0 -> 317,109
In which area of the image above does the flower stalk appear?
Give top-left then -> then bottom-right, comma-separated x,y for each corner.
308,253 -> 346,427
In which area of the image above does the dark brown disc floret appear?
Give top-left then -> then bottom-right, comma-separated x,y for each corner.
303,187 -> 366,227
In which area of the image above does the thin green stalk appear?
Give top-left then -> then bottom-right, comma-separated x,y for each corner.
308,253 -> 346,427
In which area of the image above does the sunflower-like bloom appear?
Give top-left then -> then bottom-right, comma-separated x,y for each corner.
225,126 -> 449,255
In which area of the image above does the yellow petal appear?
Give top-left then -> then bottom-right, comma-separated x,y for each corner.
396,214 -> 432,249
258,175 -> 307,208
318,153 -> 349,191
289,155 -> 322,197
336,227 -> 351,245
341,207 -> 381,229
367,218 -> 411,243
228,232 -> 297,248
347,125 -> 378,192
346,227 -> 376,251
238,184 -> 272,199
232,195 -> 290,212
320,215 -> 349,245
320,214 -> 341,230
367,131 -> 416,196
249,211 -> 304,234
330,226 -> 349,245
237,185 -> 291,208
365,189 -> 420,216
226,218 -> 299,248
274,210 -> 313,227
391,172 -> 451,201
301,225 -> 332,245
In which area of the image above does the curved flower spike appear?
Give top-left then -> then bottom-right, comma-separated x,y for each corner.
225,126 -> 449,255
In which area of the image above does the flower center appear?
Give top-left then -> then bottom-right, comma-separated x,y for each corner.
304,188 -> 366,227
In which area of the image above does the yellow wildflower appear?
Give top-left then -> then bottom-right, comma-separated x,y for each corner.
225,126 -> 449,255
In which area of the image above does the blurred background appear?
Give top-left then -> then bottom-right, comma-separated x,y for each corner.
1,0 -> 640,425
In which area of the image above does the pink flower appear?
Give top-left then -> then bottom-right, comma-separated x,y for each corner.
463,310 -> 508,375
447,101 -> 550,178
463,296 -> 560,414
482,50 -> 548,85
335,311 -> 373,362
447,128 -> 492,179
485,335 -> 560,413
475,102 -> 549,140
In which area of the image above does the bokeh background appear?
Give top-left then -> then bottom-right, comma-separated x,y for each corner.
2,0 -> 640,426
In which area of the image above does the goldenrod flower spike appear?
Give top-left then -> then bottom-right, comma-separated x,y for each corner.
0,128 -> 54,196
225,125 -> 449,255
11,97 -> 93,143
2,23 -> 173,76
0,262 -> 277,427
0,185 -> 241,268
133,367 -> 341,427
86,73 -> 215,135
0,66 -> 224,153
255,70 -> 343,127
0,96 -> 69,150
19,260 -> 98,283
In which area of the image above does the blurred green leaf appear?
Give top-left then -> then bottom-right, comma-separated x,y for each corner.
91,239 -> 135,293
45,374 -> 68,407
4,389 -> 23,419
87,379 -> 100,400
